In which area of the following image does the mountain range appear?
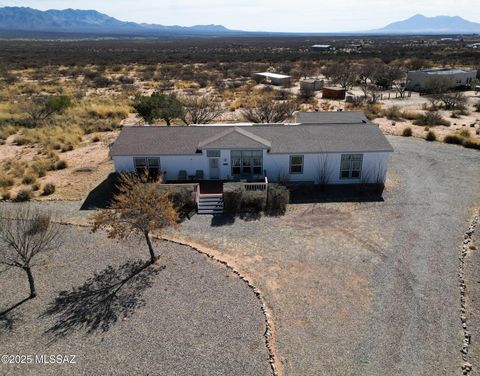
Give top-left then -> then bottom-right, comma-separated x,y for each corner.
371,14 -> 480,34
0,7 -> 479,37
0,7 -> 236,37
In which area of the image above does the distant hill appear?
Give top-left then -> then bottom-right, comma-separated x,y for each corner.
371,14 -> 480,34
0,7 -> 238,37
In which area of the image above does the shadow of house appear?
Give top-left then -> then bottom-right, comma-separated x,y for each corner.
80,173 -> 120,210
41,259 -> 163,339
289,184 -> 385,204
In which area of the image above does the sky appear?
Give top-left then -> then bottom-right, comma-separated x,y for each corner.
0,0 -> 479,32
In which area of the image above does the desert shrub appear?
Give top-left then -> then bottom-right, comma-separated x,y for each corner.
53,159 -> 67,170
444,134 -> 463,145
265,184 -> 289,216
0,171 -> 14,188
383,105 -> 402,120
0,190 -> 11,200
14,188 -> 32,202
223,183 -> 244,213
21,173 -> 36,185
92,133 -> 101,142
13,125 -> 83,151
458,129 -> 471,138
425,131 -> 437,141
42,182 -> 56,196
402,127 -> 412,137
160,185 -> 195,218
240,190 -> 265,213
474,101 -> 480,112
0,125 -> 18,141
462,139 -> 480,150
31,183 -> 40,191
401,111 -> 422,121
413,111 -> 450,127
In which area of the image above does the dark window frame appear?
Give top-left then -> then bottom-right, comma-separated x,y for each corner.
289,155 -> 304,174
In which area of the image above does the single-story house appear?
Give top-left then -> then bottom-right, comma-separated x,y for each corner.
254,72 -> 291,86
111,115 -> 393,186
406,68 -> 477,91
311,44 -> 335,52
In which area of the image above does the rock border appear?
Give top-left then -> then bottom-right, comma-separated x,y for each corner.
158,234 -> 281,376
458,210 -> 478,375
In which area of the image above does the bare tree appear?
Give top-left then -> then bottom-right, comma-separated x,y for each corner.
322,62 -> 358,89
314,154 -> 334,188
423,76 -> 450,109
357,60 -> 385,98
242,98 -> 297,123
20,95 -> 72,127
0,205 -> 61,299
180,95 -> 224,125
92,174 -> 178,264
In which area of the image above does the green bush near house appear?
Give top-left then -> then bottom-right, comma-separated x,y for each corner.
265,183 -> 289,216
158,184 -> 196,218
223,183 -> 245,213
223,182 -> 289,216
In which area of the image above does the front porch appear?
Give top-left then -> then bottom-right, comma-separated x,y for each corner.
162,177 -> 269,215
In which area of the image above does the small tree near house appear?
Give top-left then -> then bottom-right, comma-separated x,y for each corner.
92,174 -> 178,264
133,92 -> 184,125
0,206 -> 61,299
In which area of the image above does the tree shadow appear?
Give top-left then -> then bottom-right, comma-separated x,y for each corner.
0,311 -> 20,334
41,259 -> 163,340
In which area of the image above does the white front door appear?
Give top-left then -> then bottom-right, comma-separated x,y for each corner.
209,158 -> 220,179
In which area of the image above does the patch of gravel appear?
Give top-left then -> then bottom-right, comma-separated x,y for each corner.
0,225 -> 270,376
171,136 -> 480,375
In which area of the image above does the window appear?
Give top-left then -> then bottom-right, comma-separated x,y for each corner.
207,150 -> 220,158
231,150 -> 263,177
340,154 -> 363,179
289,155 -> 304,174
134,157 -> 147,174
133,157 -> 160,177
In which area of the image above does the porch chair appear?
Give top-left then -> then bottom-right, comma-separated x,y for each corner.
195,170 -> 204,180
178,170 -> 187,181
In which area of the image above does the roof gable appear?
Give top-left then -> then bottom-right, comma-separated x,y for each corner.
198,127 -> 271,149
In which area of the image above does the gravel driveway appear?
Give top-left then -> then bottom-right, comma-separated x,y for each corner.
0,226 -> 270,376
171,136 -> 480,375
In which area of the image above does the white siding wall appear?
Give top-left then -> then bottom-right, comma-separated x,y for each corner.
113,150 -> 391,184
263,152 -> 390,184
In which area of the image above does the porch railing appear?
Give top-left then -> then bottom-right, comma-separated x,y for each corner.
243,174 -> 268,192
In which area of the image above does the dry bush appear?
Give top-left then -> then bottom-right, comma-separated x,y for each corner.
382,106 -> 402,120
0,190 -> 11,200
413,111 -> 450,127
14,188 -> 32,202
21,172 -> 36,185
42,183 -> 56,196
401,110 -> 423,121
13,125 -> 83,151
0,171 -> 14,188
0,125 -> 18,142
402,127 -> 413,137
53,160 -> 68,170
458,129 -> 471,138
425,130 -> 437,141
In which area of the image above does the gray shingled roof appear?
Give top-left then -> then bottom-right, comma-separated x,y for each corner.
295,111 -> 368,124
110,123 -> 393,156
